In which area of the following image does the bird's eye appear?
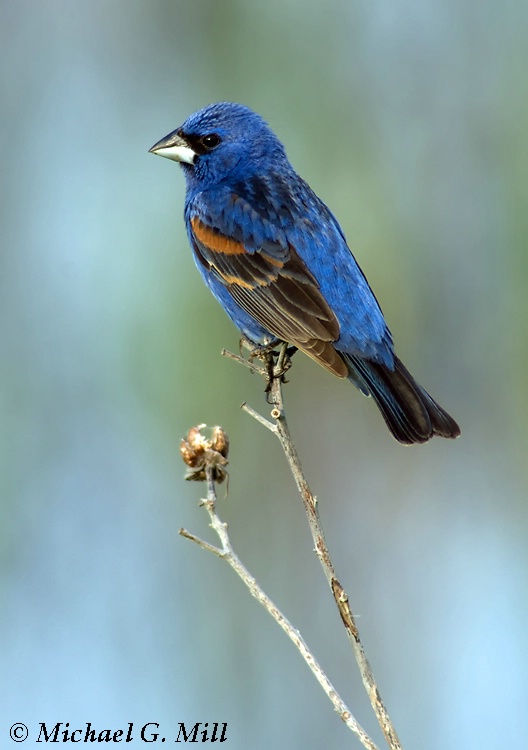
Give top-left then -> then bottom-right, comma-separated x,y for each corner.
200,133 -> 221,150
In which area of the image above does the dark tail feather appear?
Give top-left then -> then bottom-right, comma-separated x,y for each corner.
345,354 -> 460,445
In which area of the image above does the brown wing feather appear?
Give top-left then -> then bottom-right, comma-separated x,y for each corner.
190,218 -> 347,377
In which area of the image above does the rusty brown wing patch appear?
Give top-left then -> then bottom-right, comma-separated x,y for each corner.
190,217 -> 348,378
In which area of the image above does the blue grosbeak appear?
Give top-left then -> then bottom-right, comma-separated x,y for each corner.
150,102 -> 460,444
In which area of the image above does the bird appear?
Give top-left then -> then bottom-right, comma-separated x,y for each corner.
149,102 -> 460,445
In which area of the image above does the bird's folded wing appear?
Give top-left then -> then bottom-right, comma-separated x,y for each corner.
189,211 -> 348,377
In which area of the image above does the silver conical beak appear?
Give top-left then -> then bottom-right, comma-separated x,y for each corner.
149,131 -> 196,164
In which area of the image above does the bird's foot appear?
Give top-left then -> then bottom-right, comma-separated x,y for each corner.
264,342 -> 297,399
237,337 -> 297,398
273,342 -> 297,380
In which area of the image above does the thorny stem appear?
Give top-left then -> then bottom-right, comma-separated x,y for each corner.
180,465 -> 380,750
223,346 -> 404,750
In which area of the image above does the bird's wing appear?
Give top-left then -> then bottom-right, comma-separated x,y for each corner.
187,200 -> 348,378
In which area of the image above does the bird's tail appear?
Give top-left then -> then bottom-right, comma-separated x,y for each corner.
345,354 -> 460,445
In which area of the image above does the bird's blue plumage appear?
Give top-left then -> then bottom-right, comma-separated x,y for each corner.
187,174 -> 394,365
150,102 -> 460,444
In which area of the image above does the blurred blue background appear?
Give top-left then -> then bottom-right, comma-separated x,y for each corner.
2,1 -> 527,748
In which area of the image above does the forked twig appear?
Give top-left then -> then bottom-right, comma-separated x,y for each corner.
180,463 -> 380,750
179,346 -> 404,749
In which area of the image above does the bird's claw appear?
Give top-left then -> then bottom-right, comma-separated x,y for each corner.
263,343 -> 297,400
238,337 -> 297,399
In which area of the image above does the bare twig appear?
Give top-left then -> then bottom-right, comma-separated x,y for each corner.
224,346 -> 404,750
180,463 -> 380,750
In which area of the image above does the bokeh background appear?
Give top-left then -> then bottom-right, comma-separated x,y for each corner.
2,1 -> 527,748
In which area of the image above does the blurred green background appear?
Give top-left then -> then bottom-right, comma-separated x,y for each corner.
2,1 -> 527,748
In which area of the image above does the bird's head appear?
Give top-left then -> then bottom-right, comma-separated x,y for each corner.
149,102 -> 289,192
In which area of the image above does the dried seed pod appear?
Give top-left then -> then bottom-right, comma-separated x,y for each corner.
180,424 -> 229,485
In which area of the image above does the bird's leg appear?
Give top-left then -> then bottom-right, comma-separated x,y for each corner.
263,343 -> 298,401
274,343 -> 297,379
237,336 -> 297,399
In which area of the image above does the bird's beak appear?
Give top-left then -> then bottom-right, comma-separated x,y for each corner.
149,131 -> 196,165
